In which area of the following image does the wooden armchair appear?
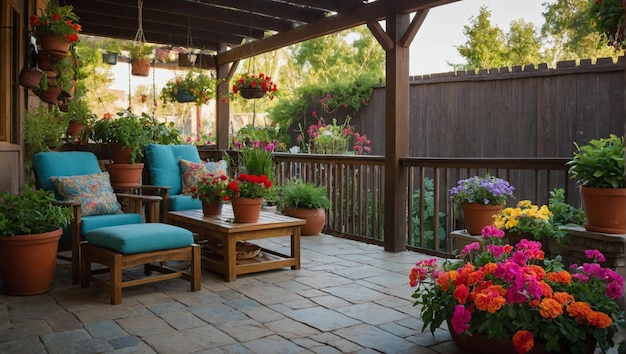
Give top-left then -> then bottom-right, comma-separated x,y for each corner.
33,151 -> 162,284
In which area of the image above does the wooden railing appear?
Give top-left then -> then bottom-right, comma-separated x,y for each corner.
273,153 -> 575,258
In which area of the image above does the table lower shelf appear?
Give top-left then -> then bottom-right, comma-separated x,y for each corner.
200,246 -> 297,279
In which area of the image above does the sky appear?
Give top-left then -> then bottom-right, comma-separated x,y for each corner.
409,0 -> 548,75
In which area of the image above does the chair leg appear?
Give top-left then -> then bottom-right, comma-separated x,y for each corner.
80,242 -> 90,288
191,244 -> 201,291
111,254 -> 122,305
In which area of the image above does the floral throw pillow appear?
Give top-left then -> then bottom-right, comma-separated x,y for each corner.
179,158 -> 228,195
51,172 -> 122,216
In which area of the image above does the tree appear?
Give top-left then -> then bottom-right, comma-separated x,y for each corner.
456,7 -> 509,70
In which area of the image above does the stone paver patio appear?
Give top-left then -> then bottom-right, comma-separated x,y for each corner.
0,234 -> 622,353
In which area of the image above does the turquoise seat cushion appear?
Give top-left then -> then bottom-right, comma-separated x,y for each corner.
33,151 -> 101,199
86,223 -> 194,254
145,144 -> 201,195
169,194 -> 201,211
81,213 -> 143,235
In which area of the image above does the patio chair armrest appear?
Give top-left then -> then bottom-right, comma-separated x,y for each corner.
116,193 -> 162,223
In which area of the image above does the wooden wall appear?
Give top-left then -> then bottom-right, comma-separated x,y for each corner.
353,57 -> 625,158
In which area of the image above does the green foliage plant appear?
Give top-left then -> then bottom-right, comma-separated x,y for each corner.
567,134 -> 625,188
411,177 -> 446,251
90,110 -> 153,162
124,41 -> 154,61
24,105 -> 68,169
278,179 -> 332,210
238,148 -> 275,182
160,68 -> 221,106
548,188 -> 586,226
0,187 -> 73,236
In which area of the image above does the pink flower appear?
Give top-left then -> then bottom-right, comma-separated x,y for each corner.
461,242 -> 480,255
585,249 -> 606,263
451,305 -> 471,333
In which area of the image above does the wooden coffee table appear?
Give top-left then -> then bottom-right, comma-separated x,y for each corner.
167,205 -> 305,281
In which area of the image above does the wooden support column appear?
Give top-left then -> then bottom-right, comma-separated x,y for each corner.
384,13 -> 411,252
216,43 -> 230,151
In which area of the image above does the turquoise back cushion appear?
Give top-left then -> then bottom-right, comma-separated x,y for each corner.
145,144 -> 201,195
33,151 -> 102,199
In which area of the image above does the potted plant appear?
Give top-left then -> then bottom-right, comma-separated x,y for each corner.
160,68 -> 220,106
190,173 -> 230,217
64,91 -> 95,144
566,134 -> 626,233
225,173 -> 273,223
29,1 -> 81,58
24,105 -> 68,175
278,179 -> 332,235
124,41 -> 153,76
449,175 -> 515,235
410,225 -> 623,354
231,72 -> 277,99
0,187 -> 73,295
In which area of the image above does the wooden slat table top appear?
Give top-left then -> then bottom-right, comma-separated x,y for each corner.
168,204 -> 305,233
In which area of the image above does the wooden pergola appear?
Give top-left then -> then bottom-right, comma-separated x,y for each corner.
63,0 -> 460,252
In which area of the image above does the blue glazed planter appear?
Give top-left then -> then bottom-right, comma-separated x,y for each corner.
176,90 -> 196,103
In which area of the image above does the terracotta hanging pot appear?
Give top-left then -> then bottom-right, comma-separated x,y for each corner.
19,67 -> 44,89
580,186 -> 626,234
36,50 -> 54,71
38,34 -> 71,58
284,207 -> 326,235
178,53 -> 195,67
131,60 -> 150,76
231,198 -> 263,223
38,81 -> 63,104
0,228 -> 62,295
104,162 -> 144,188
460,203 -> 503,235
239,87 -> 266,99
202,201 -> 223,217
66,121 -> 86,143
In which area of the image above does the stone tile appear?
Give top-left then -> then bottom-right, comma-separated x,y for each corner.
116,314 -> 175,337
309,295 -> 352,309
0,319 -> 51,341
336,302 -> 409,325
190,303 -> 247,324
45,311 -> 82,332
286,307 -> 361,332
242,334 -> 305,354
0,337 -> 47,354
40,328 -> 91,345
46,338 -> 113,354
85,320 -> 129,340
181,325 -> 237,348
146,300 -> 187,315
241,306 -> 285,323
223,297 -> 262,311
322,283 -> 388,303
282,298 -> 318,310
331,264 -> 396,280
197,343 -> 252,353
236,283 -> 305,306
141,331 -> 209,353
107,341 -> 157,354
216,319 -> 273,341
109,335 -> 142,349
160,310 -> 207,330
293,273 -> 352,289
265,318 -> 321,339
333,323 -> 416,353
308,332 -> 363,353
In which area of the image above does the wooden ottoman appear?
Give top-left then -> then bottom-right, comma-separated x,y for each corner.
80,223 -> 201,305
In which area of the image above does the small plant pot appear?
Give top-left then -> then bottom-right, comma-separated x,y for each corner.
102,52 -> 118,65
284,207 -> 326,235
38,34 -> 71,58
131,60 -> 150,76
19,67 -> 44,89
239,87 -> 266,99
178,53 -> 195,67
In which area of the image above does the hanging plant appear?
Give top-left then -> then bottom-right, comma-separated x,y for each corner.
231,73 -> 277,100
160,69 -> 221,106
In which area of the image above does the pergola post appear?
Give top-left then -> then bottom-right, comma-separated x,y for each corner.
384,13 -> 410,252
216,43 -> 230,151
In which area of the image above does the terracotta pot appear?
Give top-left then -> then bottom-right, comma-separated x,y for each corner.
66,121 -> 85,143
580,186 -> 626,234
178,53 -> 195,67
202,201 -> 223,217
0,228 -> 62,295
231,198 -> 263,223
460,203 -> 503,235
36,50 -> 54,71
104,163 -> 144,188
284,207 -> 326,235
239,87 -> 266,99
38,82 -> 63,104
19,67 -> 44,89
38,34 -> 71,58
131,60 -> 151,76
109,143 -> 135,164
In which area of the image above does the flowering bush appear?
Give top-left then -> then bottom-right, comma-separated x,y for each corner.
30,2 -> 81,43
297,115 -> 371,155
410,225 -> 624,354
231,73 -> 277,99
160,69 -> 220,106
449,175 -> 515,206
588,0 -> 625,49
190,173 -> 230,203
494,200 -> 561,241
226,173 -> 272,199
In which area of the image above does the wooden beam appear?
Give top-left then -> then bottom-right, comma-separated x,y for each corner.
400,9 -> 429,48
367,21 -> 393,52
216,44 -> 231,151
216,0 -> 459,64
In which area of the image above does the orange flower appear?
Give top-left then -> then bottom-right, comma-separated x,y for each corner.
567,301 -> 593,323
587,311 -> 612,328
553,292 -> 574,305
436,272 -> 451,292
474,285 -> 506,313
539,298 -> 563,319
546,270 -> 572,285
481,262 -> 497,275
512,330 -> 534,354
538,281 -> 553,298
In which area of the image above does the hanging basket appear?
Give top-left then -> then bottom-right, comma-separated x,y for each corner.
19,67 -> 44,89
38,34 -> 71,58
131,60 -> 150,76
239,87 -> 266,99
175,89 -> 196,103
36,51 -> 54,71
196,54 -> 215,70
102,52 -> 118,65
178,53 -> 195,67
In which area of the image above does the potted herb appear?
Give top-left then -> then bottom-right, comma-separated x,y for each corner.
449,175 -> 515,235
231,72 -> 277,99
160,68 -> 220,106
24,105 -> 68,175
566,134 -> 626,233
0,187 -> 73,295
124,41 -> 153,76
410,225 -> 623,354
278,179 -> 332,235
65,94 -> 95,143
